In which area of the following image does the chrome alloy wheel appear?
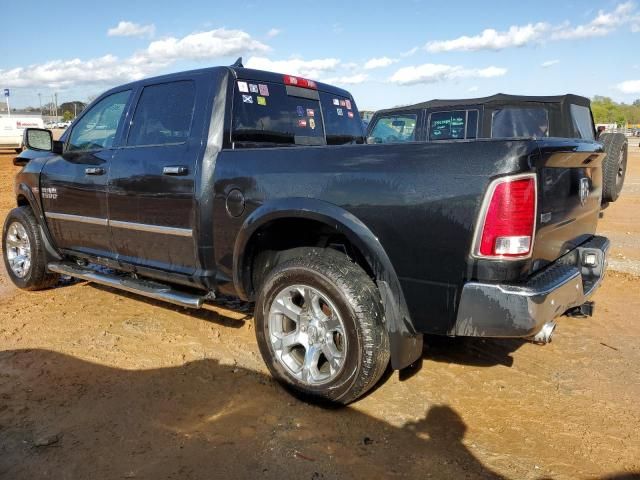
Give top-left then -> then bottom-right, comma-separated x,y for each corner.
5,222 -> 31,278
268,284 -> 347,386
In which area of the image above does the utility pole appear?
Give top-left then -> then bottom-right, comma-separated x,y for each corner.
38,93 -> 42,113
54,92 -> 58,119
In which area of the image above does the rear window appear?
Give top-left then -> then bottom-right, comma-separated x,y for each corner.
368,114 -> 417,144
232,80 -> 325,148
318,92 -> 364,145
491,107 -> 549,138
428,110 -> 478,141
570,104 -> 595,140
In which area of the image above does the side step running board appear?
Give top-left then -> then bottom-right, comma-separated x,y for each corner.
48,262 -> 204,309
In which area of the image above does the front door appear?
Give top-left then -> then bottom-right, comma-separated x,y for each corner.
41,90 -> 132,258
108,78 -> 205,275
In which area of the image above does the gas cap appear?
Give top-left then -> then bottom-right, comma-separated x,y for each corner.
226,189 -> 245,217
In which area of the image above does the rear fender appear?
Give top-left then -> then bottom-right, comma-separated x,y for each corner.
233,198 -> 423,369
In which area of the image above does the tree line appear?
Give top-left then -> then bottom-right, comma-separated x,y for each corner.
591,96 -> 640,126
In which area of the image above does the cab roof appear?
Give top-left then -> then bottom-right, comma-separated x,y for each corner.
100,65 -> 353,100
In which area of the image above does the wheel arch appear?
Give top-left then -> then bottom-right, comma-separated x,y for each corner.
12,183 -> 62,261
233,198 -> 423,369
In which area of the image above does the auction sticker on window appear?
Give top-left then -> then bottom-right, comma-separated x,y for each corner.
237,81 -> 249,93
242,95 -> 253,103
249,84 -> 259,93
259,84 -> 269,96
257,96 -> 267,106
297,119 -> 307,128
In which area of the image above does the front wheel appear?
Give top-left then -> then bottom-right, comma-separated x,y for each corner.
255,248 -> 390,404
2,206 -> 59,290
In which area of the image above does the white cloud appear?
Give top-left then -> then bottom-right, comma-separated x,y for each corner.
108,21 -> 155,38
390,63 -> 507,86
0,28 -> 270,89
266,28 -> 281,38
363,57 -> 398,70
246,57 -> 340,79
617,79 -> 640,93
468,86 -> 479,93
541,59 -> 560,68
146,29 -> 269,62
426,23 -> 549,52
424,2 -> 640,53
552,2 -> 635,39
323,73 -> 368,85
400,47 -> 419,57
0,55 -> 158,89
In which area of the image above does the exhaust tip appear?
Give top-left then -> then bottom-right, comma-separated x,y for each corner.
531,321 -> 557,344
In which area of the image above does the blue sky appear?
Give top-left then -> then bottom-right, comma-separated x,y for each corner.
2,0 -> 639,110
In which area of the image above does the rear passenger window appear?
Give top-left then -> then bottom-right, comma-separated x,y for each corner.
491,107 -> 549,138
232,80 -> 325,148
570,104 -> 595,140
368,115 -> 417,144
127,81 -> 196,147
429,110 -> 478,141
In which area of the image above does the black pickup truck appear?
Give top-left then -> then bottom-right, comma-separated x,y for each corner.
367,94 -> 628,204
5,65 -> 609,403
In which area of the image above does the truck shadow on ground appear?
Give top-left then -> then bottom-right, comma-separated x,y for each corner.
0,348 -> 508,479
422,335 -> 527,368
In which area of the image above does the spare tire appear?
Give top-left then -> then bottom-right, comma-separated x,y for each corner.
599,133 -> 627,203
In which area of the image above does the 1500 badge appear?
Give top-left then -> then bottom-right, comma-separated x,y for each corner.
42,187 -> 58,200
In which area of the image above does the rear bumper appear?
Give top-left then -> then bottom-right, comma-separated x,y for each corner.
452,236 -> 609,338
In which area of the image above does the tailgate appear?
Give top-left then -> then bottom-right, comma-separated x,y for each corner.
531,139 -> 605,269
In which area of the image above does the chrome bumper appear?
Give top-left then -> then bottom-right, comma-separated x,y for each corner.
452,236 -> 610,338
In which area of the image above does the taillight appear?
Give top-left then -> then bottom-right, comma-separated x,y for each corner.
283,74 -> 317,90
476,175 -> 537,258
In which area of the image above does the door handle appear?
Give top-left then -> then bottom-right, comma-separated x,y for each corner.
163,166 -> 189,176
85,167 -> 105,175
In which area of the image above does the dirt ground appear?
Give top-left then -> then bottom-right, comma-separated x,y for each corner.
0,145 -> 639,480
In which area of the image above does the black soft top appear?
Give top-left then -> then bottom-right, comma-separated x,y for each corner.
377,93 -> 590,114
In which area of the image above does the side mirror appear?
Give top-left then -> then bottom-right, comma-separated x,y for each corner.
24,128 -> 53,151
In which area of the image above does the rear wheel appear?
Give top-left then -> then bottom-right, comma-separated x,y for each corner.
254,248 -> 390,404
2,206 -> 59,290
600,133 -> 628,203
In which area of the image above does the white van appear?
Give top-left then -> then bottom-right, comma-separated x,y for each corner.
0,116 -> 45,152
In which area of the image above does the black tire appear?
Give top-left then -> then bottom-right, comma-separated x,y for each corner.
255,248 -> 390,404
600,133 -> 628,203
2,206 -> 59,290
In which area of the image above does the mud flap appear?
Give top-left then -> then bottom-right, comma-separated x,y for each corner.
378,280 -> 423,369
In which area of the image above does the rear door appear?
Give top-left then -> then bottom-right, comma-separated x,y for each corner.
41,90 -> 132,258
108,76 -> 207,275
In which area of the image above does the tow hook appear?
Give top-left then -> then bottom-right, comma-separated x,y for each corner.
565,301 -> 595,318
